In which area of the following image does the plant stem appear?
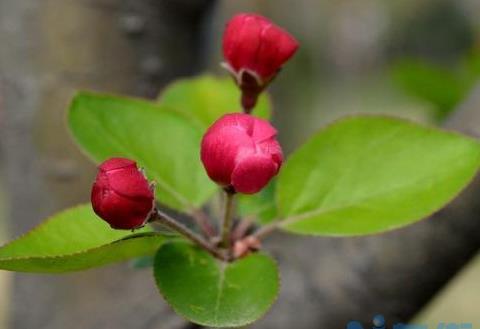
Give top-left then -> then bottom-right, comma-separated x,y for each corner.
253,222 -> 280,240
190,207 -> 216,238
151,209 -> 227,261
241,92 -> 257,114
231,218 -> 253,241
220,190 -> 235,248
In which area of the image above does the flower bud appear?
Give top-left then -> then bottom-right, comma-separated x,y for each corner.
222,13 -> 299,111
233,236 -> 262,259
91,158 -> 155,230
200,113 -> 283,194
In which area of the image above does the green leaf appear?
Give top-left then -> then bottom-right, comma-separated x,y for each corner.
68,91 -> 216,212
277,116 -> 480,236
159,75 -> 271,127
391,59 -> 465,119
154,241 -> 279,327
0,205 -> 166,273
238,181 -> 277,224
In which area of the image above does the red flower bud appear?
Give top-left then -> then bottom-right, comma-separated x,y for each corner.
201,113 -> 283,194
222,13 -> 299,111
91,158 -> 155,230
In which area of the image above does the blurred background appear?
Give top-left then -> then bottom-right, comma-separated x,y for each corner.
1,0 -> 480,328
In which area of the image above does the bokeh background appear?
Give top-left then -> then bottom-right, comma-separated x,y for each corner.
1,0 -> 480,328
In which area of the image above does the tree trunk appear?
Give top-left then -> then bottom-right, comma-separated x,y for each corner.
0,0 -> 215,328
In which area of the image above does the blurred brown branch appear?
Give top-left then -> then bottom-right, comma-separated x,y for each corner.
0,0 -> 216,328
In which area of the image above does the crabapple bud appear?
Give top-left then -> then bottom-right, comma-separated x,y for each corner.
91,157 -> 155,230
200,113 -> 283,194
233,236 -> 262,259
222,13 -> 299,111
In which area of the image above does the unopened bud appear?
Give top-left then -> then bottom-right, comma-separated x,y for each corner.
201,113 -> 283,194
222,13 -> 299,112
91,158 -> 155,230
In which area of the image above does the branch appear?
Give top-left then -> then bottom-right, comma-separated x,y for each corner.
0,0 -> 218,328
151,209 -> 227,261
190,207 -> 217,238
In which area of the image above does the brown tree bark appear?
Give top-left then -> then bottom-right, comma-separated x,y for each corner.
0,0 -> 215,328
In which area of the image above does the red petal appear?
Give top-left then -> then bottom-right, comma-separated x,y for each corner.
231,154 -> 278,194
222,13 -> 299,79
259,138 -> 283,172
96,190 -> 152,229
206,113 -> 254,135
256,25 -> 299,78
223,14 -> 263,72
251,116 -> 278,142
99,157 -> 136,172
106,166 -> 153,200
201,124 -> 255,186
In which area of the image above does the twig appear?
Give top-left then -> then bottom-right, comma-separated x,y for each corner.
252,221 -> 280,240
190,207 -> 216,238
220,190 -> 235,248
232,218 -> 254,241
150,209 -> 227,261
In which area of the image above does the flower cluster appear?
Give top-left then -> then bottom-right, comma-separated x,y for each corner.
91,13 -> 298,232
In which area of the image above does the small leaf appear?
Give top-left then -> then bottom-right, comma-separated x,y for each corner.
154,241 -> 279,327
277,116 -> 480,236
159,75 -> 271,127
68,92 -> 216,212
0,205 -> 166,273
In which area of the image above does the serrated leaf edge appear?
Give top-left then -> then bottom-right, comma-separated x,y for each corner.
153,241 -> 280,328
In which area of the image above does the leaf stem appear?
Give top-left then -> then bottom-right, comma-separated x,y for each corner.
151,209 -> 227,261
252,222 -> 280,240
220,190 -> 235,249
231,218 -> 253,241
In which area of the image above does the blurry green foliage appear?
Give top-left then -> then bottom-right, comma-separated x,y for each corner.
391,50 -> 480,120
237,181 -> 277,225
158,75 -> 271,126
